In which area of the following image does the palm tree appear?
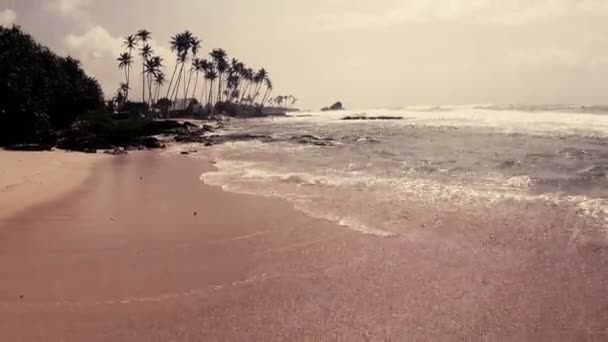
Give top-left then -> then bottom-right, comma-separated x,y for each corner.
138,43 -> 153,104
261,77 -> 273,107
135,29 -> 151,103
184,37 -> 201,99
239,67 -> 254,103
117,52 -> 133,101
252,68 -> 268,105
210,49 -> 228,103
144,55 -> 162,106
153,71 -> 166,106
204,67 -> 218,106
122,35 -> 137,97
169,31 -> 194,104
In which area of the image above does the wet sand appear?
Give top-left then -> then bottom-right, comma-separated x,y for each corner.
0,150 -> 103,220
0,152 -> 607,341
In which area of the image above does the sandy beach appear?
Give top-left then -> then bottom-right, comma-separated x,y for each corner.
1,151 -> 607,341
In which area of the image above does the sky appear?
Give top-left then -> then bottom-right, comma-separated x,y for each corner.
2,0 -> 608,109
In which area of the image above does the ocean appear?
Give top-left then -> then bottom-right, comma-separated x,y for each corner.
193,105 -> 608,238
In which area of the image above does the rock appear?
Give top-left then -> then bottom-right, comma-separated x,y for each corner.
4,144 -> 54,151
322,102 -> 344,111
341,115 -> 403,120
140,137 -> 162,149
289,134 -> 334,146
104,147 -> 127,155
180,151 -> 189,155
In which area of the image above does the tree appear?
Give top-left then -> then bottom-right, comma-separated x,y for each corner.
252,68 -> 268,105
210,49 -> 228,103
143,55 -> 162,106
261,77 -> 273,107
121,34 -> 137,99
153,71 -> 166,107
138,43 -> 153,104
185,37 -> 201,99
204,67 -> 218,106
136,29 -> 151,102
0,26 -> 103,145
117,52 -> 133,101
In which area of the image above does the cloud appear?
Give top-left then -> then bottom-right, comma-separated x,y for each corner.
46,0 -> 92,16
0,9 -> 16,26
64,25 -> 122,62
64,25 -> 177,99
313,0 -> 608,31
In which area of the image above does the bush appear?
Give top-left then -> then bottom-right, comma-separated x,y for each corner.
0,26 -> 104,146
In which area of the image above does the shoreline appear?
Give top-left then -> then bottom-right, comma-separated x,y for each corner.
1,150 -> 607,340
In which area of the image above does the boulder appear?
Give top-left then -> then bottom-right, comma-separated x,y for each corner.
322,102 -> 344,111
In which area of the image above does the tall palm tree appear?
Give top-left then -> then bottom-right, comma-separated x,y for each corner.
122,35 -> 137,98
138,43 -> 153,104
204,67 -> 218,106
144,55 -> 162,106
117,52 -> 133,101
136,29 -> 151,103
261,77 -> 273,107
252,68 -> 268,105
210,49 -> 228,103
153,71 -> 166,106
239,67 -> 254,103
197,59 -> 211,105
184,37 -> 201,99
170,31 -> 194,104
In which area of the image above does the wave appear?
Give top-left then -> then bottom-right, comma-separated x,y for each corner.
200,160 -> 608,237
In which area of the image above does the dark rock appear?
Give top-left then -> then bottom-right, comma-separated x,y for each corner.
289,134 -> 334,146
341,115 -> 404,120
4,144 -> 54,151
139,137 -> 162,149
322,102 -> 344,111
104,147 -> 127,155
180,151 -> 189,155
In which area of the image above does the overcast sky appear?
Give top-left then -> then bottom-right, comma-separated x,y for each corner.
2,0 -> 608,109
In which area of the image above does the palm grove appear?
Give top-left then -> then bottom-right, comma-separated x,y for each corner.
115,29 -> 297,114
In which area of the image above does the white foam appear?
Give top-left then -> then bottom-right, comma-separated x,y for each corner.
201,159 -> 608,237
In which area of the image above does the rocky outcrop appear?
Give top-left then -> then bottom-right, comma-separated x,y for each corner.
341,115 -> 404,121
321,102 -> 344,111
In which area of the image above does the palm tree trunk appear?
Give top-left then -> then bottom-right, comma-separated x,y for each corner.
208,81 -> 214,106
165,62 -> 180,100
185,68 -> 194,100
216,74 -> 223,103
147,73 -> 154,108
191,71 -> 199,99
200,80 -> 208,106
142,61 -> 146,103
172,63 -> 185,106
262,88 -> 271,108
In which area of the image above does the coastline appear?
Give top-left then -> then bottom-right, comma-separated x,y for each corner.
0,150 -> 104,222
1,150 -> 607,340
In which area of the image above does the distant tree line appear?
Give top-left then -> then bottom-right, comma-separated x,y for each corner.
0,25 -> 104,146
114,29 -> 298,114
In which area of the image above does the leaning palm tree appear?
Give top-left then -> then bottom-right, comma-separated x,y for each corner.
139,43 -> 153,104
153,71 -> 166,106
261,77 -> 273,107
239,67 -> 255,103
143,55 -> 162,106
210,49 -> 228,103
252,68 -> 268,105
204,67 -> 218,106
184,36 -> 201,99
117,52 -> 133,101
169,31 -> 194,104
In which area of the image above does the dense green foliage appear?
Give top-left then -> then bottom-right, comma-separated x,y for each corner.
0,26 -> 104,145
